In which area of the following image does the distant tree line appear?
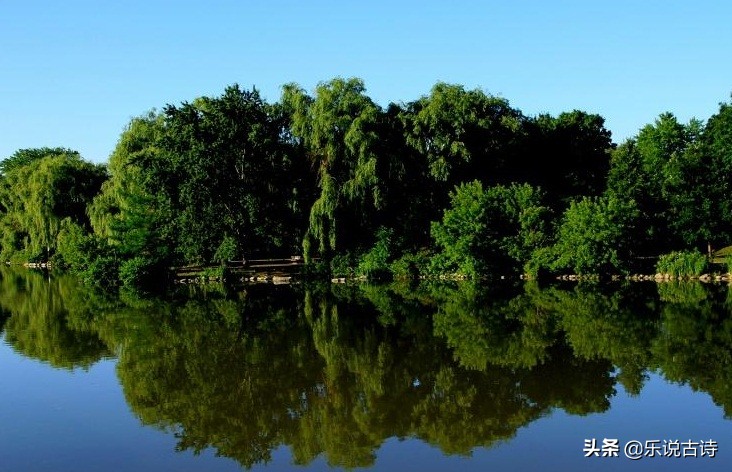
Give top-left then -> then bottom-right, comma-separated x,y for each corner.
1,78 -> 731,288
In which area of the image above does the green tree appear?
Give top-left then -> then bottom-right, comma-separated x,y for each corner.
0,147 -> 77,176
282,78 -> 385,261
547,195 -> 639,274
89,86 -> 311,283
431,181 -> 550,277
154,85 -> 307,263
523,111 -> 613,207
401,82 -> 526,185
606,113 -> 703,255
681,99 -> 732,250
0,150 -> 107,261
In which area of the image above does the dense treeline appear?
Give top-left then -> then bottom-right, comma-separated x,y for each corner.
1,79 -> 731,287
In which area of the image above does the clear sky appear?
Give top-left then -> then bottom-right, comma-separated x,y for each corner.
2,0 -> 731,163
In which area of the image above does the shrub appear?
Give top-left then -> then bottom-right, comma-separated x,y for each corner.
81,256 -> 119,287
390,249 -> 432,279
431,181 -> 550,278
655,251 -> 709,277
357,228 -> 395,280
119,256 -> 158,289
300,260 -> 330,280
549,195 -> 638,275
330,252 -> 356,278
55,218 -> 89,271
213,236 -> 238,265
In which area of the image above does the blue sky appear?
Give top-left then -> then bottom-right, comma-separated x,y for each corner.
2,0 -> 731,163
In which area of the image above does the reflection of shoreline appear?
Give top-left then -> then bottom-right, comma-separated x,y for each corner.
2,266 -> 731,467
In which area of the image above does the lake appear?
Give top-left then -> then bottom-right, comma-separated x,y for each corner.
0,268 -> 730,471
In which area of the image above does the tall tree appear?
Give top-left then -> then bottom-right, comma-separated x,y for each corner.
282,78 -> 384,260
606,113 -> 700,255
401,82 -> 526,187
112,86 -> 309,265
87,112 -> 172,272
523,111 -> 613,207
0,147 -> 77,176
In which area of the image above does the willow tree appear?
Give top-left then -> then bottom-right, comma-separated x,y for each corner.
282,78 -> 384,261
0,150 -> 106,262
401,82 -> 526,187
0,147 -> 76,176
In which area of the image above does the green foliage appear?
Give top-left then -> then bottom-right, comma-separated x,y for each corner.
282,78 -> 383,260
88,112 -> 166,246
330,252 -> 357,278
0,150 -> 107,262
524,111 -> 613,206
54,218 -> 90,270
5,83 -> 732,290
213,236 -> 238,265
300,260 -> 331,280
402,82 -> 525,184
655,251 -> 709,277
0,147 -> 78,176
84,255 -> 120,287
390,249 -> 432,279
545,195 -> 639,274
605,111 -> 729,253
99,87 -> 310,271
356,227 -> 395,280
155,86 -> 308,263
431,181 -> 550,277
119,256 -> 159,289
55,218 -> 120,287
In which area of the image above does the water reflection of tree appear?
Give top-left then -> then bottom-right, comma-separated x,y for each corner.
0,269 -> 110,368
3,266 -> 732,468
106,284 -> 616,468
0,306 -> 9,335
652,283 -> 732,417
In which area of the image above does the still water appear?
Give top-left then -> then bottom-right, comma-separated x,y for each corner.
0,269 -> 730,471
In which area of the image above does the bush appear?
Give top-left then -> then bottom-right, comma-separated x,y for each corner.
357,228 -> 395,280
81,256 -> 120,287
55,218 -> 89,271
119,256 -> 159,289
549,195 -> 638,275
213,236 -> 237,265
56,217 -> 121,287
525,246 -> 554,278
390,249 -> 432,279
300,260 -> 330,280
431,181 -> 550,278
330,252 -> 357,278
655,251 -> 709,277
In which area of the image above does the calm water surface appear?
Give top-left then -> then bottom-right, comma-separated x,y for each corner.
0,269 -> 731,471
